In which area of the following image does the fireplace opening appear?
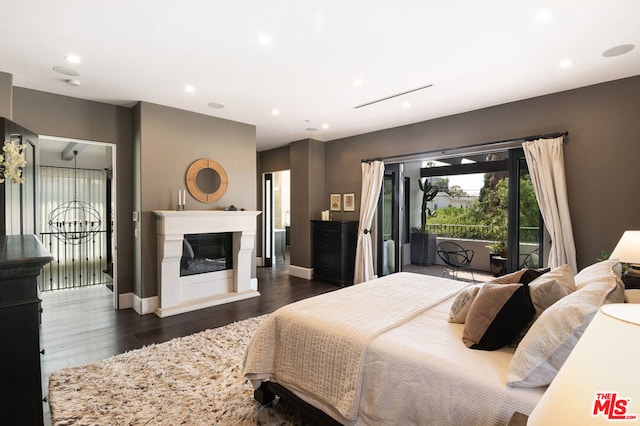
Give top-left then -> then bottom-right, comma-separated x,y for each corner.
180,232 -> 233,277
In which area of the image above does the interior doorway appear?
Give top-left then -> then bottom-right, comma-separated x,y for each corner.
263,170 -> 290,267
37,136 -> 117,308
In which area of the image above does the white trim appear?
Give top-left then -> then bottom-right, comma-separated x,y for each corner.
133,294 -> 158,315
289,264 -> 313,280
118,292 -> 133,309
256,256 -> 264,267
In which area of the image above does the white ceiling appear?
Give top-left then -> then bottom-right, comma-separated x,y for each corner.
1,1 -> 639,152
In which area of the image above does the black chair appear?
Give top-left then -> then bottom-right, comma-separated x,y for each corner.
520,248 -> 540,269
437,241 -> 476,283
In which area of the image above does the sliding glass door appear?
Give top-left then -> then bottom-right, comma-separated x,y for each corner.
383,147 -> 543,277
377,163 -> 403,276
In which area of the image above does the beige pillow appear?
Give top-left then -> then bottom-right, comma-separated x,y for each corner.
463,283 -> 535,350
528,264 -> 575,318
490,269 -> 527,284
448,284 -> 483,323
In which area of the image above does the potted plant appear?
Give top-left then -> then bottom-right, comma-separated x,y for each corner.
410,179 -> 439,266
486,224 -> 507,275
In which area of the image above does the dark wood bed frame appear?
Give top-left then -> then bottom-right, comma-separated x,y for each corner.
254,381 -> 343,425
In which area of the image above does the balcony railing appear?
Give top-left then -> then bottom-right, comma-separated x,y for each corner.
424,224 -> 539,243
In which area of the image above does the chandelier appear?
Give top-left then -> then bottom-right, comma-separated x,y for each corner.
48,150 -> 102,245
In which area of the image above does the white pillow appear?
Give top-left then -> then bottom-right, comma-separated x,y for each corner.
448,284 -> 482,323
507,264 -> 619,388
575,259 -> 625,304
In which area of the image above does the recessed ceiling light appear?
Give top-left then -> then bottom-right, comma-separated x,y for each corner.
65,54 -> 81,64
602,44 -> 635,58
559,59 -> 573,69
322,123 -> 329,129
258,34 -> 271,45
271,109 -> 280,116
353,78 -> 363,87
402,102 -> 411,108
52,66 -> 79,76
536,9 -> 554,22
207,102 -> 225,109
305,127 -> 318,132
184,85 -> 195,93
65,79 -> 81,87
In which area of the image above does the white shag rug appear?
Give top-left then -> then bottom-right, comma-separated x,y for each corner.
49,314 -> 301,425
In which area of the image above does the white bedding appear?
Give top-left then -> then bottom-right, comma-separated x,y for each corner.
247,273 -> 545,425
356,297 -> 545,425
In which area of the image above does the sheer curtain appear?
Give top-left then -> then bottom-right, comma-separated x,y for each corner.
354,160 -> 384,284
523,137 -> 577,273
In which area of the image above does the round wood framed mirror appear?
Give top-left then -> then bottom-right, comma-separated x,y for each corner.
185,158 -> 228,203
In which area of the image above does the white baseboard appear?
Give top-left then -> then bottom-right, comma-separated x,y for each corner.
118,292 -> 133,310
289,265 -> 313,280
118,292 -> 157,315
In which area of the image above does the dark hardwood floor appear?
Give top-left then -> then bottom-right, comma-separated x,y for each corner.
39,260 -> 491,424
39,260 -> 340,424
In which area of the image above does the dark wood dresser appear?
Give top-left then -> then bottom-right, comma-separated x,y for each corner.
312,220 -> 358,286
0,235 -> 53,425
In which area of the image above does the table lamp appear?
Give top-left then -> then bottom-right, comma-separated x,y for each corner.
609,230 -> 640,289
527,303 -> 640,425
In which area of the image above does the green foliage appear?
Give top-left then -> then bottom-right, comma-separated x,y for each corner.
425,172 -> 540,249
417,178 -> 439,232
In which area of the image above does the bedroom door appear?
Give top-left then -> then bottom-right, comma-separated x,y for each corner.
377,163 -> 403,276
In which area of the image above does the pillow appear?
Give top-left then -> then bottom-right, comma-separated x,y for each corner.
508,265 -> 575,347
575,259 -> 625,304
448,268 -> 551,324
490,267 -> 549,285
462,283 -> 535,351
507,268 -> 619,387
519,268 -> 551,285
490,269 -> 527,284
448,284 -> 483,323
527,264 -> 575,318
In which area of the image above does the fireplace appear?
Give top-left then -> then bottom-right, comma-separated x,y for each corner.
181,232 -> 233,277
153,210 -> 261,317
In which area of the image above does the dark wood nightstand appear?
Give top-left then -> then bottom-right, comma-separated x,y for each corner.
508,411 -> 529,426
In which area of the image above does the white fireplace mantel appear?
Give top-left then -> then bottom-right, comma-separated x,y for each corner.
153,210 -> 261,317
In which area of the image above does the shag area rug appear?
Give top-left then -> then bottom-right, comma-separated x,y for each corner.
49,314 -> 301,425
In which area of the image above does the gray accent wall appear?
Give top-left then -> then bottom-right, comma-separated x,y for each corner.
0,72 -> 13,118
322,76 -> 640,270
135,102 -> 257,298
12,87 -> 134,296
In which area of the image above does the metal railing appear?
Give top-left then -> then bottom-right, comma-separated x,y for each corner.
424,224 -> 539,243
39,230 -> 112,291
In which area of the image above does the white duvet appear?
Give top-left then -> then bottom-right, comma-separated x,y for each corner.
245,272 -> 545,425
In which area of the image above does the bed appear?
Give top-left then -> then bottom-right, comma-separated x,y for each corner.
243,260 -> 626,425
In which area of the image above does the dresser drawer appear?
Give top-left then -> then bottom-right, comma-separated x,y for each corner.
311,220 -> 358,286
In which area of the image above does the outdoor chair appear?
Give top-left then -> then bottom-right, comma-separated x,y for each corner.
519,248 -> 540,269
437,241 -> 476,283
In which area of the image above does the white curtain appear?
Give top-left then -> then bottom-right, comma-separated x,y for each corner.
354,160 -> 384,284
523,137 -> 577,274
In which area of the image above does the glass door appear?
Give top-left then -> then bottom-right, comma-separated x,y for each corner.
377,163 -> 403,276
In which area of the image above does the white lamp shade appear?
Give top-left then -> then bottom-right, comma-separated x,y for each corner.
609,231 -> 640,264
528,304 -> 640,425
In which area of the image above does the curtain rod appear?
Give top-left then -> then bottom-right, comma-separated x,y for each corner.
361,130 -> 568,163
